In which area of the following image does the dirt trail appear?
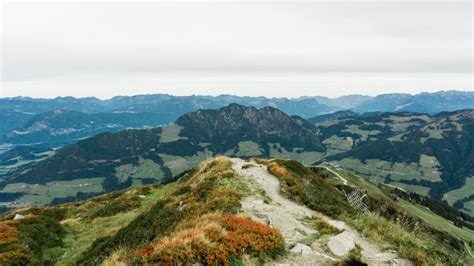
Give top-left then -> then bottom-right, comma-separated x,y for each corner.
320,166 -> 348,185
231,158 -> 411,265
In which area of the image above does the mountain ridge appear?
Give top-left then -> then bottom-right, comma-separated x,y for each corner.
1,103 -> 473,217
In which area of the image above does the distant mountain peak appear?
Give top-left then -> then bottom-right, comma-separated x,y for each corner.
176,104 -> 325,152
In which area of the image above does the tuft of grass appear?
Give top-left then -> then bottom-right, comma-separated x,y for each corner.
242,163 -> 255,169
344,244 -> 363,264
102,248 -> 129,266
298,232 -> 321,246
310,217 -> 342,235
255,188 -> 272,204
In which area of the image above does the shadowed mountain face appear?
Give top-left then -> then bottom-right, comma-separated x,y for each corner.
176,103 -> 325,153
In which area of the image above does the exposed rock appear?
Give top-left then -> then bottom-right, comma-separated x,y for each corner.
328,231 -> 356,257
178,201 -> 186,211
290,244 -> 313,256
13,214 -> 25,220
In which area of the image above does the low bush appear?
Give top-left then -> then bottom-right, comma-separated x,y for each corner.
0,207 -> 66,265
77,198 -> 183,264
135,213 -> 284,265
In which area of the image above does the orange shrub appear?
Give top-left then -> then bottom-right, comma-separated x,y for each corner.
267,163 -> 291,180
0,222 -> 19,245
134,213 -> 284,265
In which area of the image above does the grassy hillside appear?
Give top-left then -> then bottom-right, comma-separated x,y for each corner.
322,165 -> 474,263
322,110 -> 474,215
1,157 -> 472,265
260,159 -> 473,264
0,157 -> 285,265
1,106 -> 473,219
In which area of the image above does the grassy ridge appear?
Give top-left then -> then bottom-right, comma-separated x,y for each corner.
263,159 -> 469,265
0,157 -> 285,265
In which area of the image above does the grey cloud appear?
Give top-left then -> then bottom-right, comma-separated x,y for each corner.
1,1 -> 472,98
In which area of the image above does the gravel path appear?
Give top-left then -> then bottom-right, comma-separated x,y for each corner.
231,158 -> 411,266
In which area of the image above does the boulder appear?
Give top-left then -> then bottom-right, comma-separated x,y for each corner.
13,214 -> 25,220
328,231 -> 355,256
290,243 -> 313,256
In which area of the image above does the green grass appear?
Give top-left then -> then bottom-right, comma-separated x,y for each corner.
333,166 -> 474,243
159,124 -> 186,143
59,209 -> 141,264
298,233 -> 320,246
443,176 -> 474,206
322,136 -> 353,155
115,157 -> 165,182
337,157 -> 439,186
160,151 -> 213,176
233,141 -> 263,157
1,178 -> 105,205
388,182 -> 431,196
399,199 -> 474,243
268,143 -> 324,165
349,213 -> 459,265
54,184 -> 173,265
343,125 -> 381,141
462,201 -> 474,216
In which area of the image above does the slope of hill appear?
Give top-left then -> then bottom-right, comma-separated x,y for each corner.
0,157 -> 471,265
0,104 -> 326,209
1,104 -> 473,217
324,110 -> 474,214
0,110 -> 35,137
307,110 -> 358,124
352,90 -> 474,114
2,110 -> 170,146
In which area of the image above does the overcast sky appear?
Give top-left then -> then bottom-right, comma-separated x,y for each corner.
1,1 -> 472,99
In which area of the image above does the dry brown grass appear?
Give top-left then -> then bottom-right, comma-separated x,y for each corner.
102,248 -> 128,266
184,156 -> 234,187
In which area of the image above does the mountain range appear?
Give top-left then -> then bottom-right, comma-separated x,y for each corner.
1,91 -> 472,148
1,92 -> 474,265
1,102 -> 473,217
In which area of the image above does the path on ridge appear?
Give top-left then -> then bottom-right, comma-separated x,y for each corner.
231,158 -> 411,266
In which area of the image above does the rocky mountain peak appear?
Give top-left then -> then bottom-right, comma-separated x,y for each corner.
176,104 -> 325,152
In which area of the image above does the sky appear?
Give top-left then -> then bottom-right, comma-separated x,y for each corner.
1,1 -> 473,99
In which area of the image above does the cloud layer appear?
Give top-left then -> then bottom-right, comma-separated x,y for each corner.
1,1 -> 472,98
